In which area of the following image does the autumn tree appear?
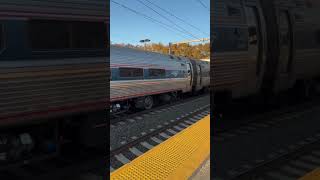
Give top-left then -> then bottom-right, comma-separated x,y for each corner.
111,42 -> 210,60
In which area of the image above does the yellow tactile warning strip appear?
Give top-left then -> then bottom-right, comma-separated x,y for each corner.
110,115 -> 210,180
299,168 -> 320,180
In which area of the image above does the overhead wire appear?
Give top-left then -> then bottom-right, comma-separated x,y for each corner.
111,0 -> 192,40
144,0 -> 209,36
135,0 -> 202,40
195,0 -> 209,11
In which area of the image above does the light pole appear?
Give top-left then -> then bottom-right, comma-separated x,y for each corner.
140,39 -> 150,50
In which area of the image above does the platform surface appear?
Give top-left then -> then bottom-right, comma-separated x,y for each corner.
110,115 -> 210,180
190,157 -> 210,180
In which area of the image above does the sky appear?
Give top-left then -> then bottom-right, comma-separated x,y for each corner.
111,0 -> 210,45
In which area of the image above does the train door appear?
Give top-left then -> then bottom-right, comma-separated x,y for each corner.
195,64 -> 201,91
198,64 -> 202,88
187,62 -> 193,91
275,9 -> 294,91
189,59 -> 198,92
244,3 -> 266,94
279,11 -> 293,74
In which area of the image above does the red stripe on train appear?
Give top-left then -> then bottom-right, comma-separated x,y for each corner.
0,89 -> 185,125
0,100 -> 108,126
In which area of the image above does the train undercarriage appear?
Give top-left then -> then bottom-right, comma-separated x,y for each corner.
0,110 -> 106,169
110,91 -> 182,115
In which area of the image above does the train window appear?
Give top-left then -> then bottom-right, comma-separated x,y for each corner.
166,70 -> 181,78
29,20 -> 107,50
0,24 -> 3,51
212,27 -> 248,52
119,68 -> 143,78
111,68 -> 117,81
279,11 -> 292,73
227,6 -> 241,16
149,69 -> 165,78
29,20 -> 69,49
72,22 -> 106,49
245,6 -> 263,76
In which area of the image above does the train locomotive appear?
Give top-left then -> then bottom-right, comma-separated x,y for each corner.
110,45 -> 210,114
212,0 -> 320,107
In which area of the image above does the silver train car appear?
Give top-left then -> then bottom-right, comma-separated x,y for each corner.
110,46 -> 210,113
212,0 -> 320,105
0,1 -> 107,165
0,1 -> 108,127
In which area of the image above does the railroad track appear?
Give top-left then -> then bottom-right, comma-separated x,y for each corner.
110,92 -> 209,125
228,131 -> 320,180
109,104 -> 210,172
110,94 -> 209,150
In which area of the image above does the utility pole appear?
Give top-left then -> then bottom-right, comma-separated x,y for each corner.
168,38 -> 210,55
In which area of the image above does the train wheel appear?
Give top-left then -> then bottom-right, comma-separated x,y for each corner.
144,96 -> 153,110
171,91 -> 179,101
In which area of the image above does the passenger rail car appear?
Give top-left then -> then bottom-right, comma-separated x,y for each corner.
212,0 -> 320,106
110,46 -> 209,113
0,1 -> 107,165
0,1 -> 108,127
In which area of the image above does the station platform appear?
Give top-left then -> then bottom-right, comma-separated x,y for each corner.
190,157 -> 210,180
110,115 -> 210,180
300,168 -> 320,180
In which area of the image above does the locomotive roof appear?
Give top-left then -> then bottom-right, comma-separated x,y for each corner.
0,0 -> 107,22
